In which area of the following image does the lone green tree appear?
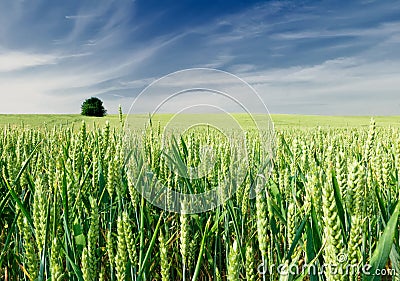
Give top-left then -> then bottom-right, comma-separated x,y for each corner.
81,97 -> 107,117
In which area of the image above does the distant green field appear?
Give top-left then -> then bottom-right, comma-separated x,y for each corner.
0,114 -> 121,130
1,114 -> 400,129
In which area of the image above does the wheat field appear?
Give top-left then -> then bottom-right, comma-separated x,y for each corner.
0,116 -> 399,280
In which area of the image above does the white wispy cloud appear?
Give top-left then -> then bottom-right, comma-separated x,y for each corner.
65,14 -> 95,20
273,21 -> 400,40
0,51 -> 58,72
198,54 -> 235,68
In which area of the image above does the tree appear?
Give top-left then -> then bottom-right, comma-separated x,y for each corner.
81,97 -> 107,117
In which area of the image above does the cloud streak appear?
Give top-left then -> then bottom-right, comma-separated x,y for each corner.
0,51 -> 58,72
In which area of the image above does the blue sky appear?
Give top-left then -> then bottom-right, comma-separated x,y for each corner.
0,0 -> 400,115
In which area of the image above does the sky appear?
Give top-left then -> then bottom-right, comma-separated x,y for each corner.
0,0 -> 400,115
